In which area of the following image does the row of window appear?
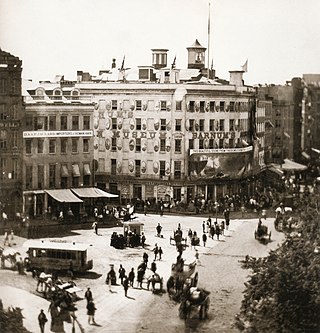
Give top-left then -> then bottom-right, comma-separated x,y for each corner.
32,249 -> 76,260
25,115 -> 91,131
25,138 -> 90,154
96,99 -> 249,112
108,118 -> 247,132
110,159 -> 182,179
25,164 -> 91,189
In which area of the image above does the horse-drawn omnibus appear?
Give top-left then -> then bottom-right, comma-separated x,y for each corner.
23,239 -> 93,273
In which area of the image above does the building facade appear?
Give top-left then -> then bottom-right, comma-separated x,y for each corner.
0,49 -> 24,219
22,41 -> 265,216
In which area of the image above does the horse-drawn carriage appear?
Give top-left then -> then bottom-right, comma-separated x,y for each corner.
179,286 -> 210,320
146,272 -> 164,293
254,221 -> 271,243
170,228 -> 187,249
167,255 -> 199,300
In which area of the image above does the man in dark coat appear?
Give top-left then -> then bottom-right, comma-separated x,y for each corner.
38,309 -> 48,333
85,287 -> 93,304
87,299 -> 97,325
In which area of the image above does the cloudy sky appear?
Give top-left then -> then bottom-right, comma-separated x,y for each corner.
1,0 -> 319,85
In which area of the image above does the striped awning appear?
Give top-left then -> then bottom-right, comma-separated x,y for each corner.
71,187 -> 118,198
72,164 -> 80,177
45,189 -> 83,203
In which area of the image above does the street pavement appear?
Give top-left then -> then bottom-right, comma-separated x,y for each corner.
0,212 -> 284,333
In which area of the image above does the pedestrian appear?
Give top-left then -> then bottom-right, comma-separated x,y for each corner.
202,233 -> 207,247
123,275 -> 129,297
10,229 -> 14,241
224,207 -> 230,230
261,209 -> 267,220
188,228 -> 193,244
158,247 -> 163,260
92,221 -> 98,235
195,249 -> 201,265
38,309 -> 48,333
137,266 -> 145,289
202,221 -> 206,233
84,287 -> 93,304
215,223 -> 221,241
156,223 -> 162,237
153,244 -> 159,260
159,200 -> 164,216
151,260 -> 157,273
143,252 -> 149,266
119,264 -> 126,285
128,267 -> 135,287
86,299 -> 97,325
210,225 -> 215,239
141,232 -> 146,248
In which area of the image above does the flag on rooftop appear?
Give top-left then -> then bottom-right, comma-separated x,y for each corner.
241,59 -> 248,72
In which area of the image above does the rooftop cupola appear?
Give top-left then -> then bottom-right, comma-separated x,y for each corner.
187,39 -> 206,69
151,49 -> 168,69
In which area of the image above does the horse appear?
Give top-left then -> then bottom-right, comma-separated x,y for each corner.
179,287 -> 210,320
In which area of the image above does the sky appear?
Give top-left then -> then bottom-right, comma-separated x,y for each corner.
1,0 -> 319,85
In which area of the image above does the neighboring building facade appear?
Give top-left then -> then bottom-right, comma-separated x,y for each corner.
0,49 -> 24,219
23,77 -> 94,219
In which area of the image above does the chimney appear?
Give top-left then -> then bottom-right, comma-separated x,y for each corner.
77,70 -> 83,82
229,71 -> 244,86
111,58 -> 116,69
151,49 -> 168,69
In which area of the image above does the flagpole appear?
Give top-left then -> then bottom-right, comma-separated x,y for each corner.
207,1 -> 211,79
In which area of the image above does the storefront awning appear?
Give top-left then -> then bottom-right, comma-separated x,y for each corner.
71,187 -> 119,198
267,165 -> 283,176
45,189 -> 83,203
281,159 -> 307,171
72,164 -> 80,177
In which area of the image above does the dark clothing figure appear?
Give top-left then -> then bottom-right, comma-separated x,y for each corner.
86,300 -> 96,324
210,226 -> 215,239
153,245 -> 159,260
106,266 -> 117,285
158,247 -> 163,260
119,265 -> 126,284
123,276 -> 129,296
141,233 -> 146,248
151,261 -> 157,273
156,223 -> 162,237
137,267 -> 145,288
128,268 -> 135,287
202,221 -> 206,233
143,252 -> 149,266
85,288 -> 93,304
202,233 -> 207,247
38,309 -> 47,333
215,224 -> 221,240
224,208 -> 230,229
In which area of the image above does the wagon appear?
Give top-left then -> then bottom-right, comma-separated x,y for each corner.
179,287 -> 210,320
254,224 -> 271,243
